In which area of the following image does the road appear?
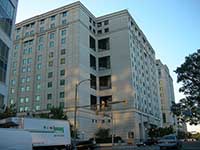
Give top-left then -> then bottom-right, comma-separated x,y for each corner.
95,141 -> 200,150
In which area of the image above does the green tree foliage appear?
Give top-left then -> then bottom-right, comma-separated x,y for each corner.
95,128 -> 110,139
148,126 -> 174,138
173,49 -> 200,125
39,107 -> 68,120
191,132 -> 200,140
0,104 -> 16,119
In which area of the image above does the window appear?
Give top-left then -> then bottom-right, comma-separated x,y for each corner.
60,70 -> 65,76
61,29 -> 66,36
61,49 -> 65,55
21,87 -> 25,92
36,84 -> 41,90
89,36 -> 96,51
98,38 -> 110,51
37,63 -> 42,70
60,58 -> 65,64
27,67 -> 31,72
40,19 -> 45,24
22,59 -> 27,65
21,77 -> 25,83
97,30 -> 102,34
37,55 -> 42,61
49,52 -> 54,58
36,74 -> 41,80
48,72 -> 53,78
38,44 -> 44,51
19,107 -> 24,112
61,38 -> 66,44
60,92 -> 65,98
20,97 -> 24,103
10,99 -> 14,104
99,56 -> 111,70
48,61 -> 53,67
36,95 -> 40,101
40,27 -> 45,32
25,107 -> 29,111
97,22 -> 102,27
36,105 -> 40,111
38,36 -> 44,43
50,23 -> 55,28
49,41 -> 54,47
90,54 -> 96,70
25,97 -> 29,103
47,93 -> 52,100
22,67 -> 26,72
26,86 -> 30,91
30,30 -> 34,35
104,28 -> 109,33
90,95 -> 97,110
11,88 -> 15,94
62,11 -> 67,17
51,15 -> 56,21
11,79 -> 16,85
60,79 -> 65,86
26,77 -> 30,82
48,82 -> 53,88
49,32 -> 55,39
104,20 -> 109,25
90,74 -> 96,90
27,58 -> 32,64
60,102 -> 64,108
62,19 -> 67,25
99,75 -> 112,90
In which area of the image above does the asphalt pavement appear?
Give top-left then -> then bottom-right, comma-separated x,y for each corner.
94,141 -> 200,150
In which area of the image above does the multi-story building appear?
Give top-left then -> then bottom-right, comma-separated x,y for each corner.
0,0 -> 18,111
8,1 -> 161,142
156,59 -> 176,128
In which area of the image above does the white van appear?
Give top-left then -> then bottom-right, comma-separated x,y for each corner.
0,128 -> 32,150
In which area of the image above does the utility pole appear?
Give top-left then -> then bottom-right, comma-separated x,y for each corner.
74,79 -> 90,150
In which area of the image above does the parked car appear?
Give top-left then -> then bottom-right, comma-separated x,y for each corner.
136,140 -> 146,147
158,134 -> 182,150
73,139 -> 96,150
144,138 -> 158,146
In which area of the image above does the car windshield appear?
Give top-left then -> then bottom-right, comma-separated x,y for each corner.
162,136 -> 176,140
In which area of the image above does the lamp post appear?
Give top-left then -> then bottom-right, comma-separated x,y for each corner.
74,79 -> 90,149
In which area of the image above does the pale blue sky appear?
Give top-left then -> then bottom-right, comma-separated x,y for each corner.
16,0 -> 200,131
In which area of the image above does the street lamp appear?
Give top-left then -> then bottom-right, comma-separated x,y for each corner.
74,79 -> 90,149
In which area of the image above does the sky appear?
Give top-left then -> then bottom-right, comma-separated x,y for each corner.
15,0 -> 200,132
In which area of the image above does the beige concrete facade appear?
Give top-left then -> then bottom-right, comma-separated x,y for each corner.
8,2 -> 161,142
156,59 -> 176,128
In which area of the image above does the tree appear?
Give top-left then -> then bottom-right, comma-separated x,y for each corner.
39,107 -> 68,120
173,49 -> 200,125
95,128 -> 110,139
148,126 -> 174,138
0,104 -> 16,119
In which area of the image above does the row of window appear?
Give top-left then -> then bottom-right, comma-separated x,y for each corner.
89,17 -> 109,27
16,11 -> 68,32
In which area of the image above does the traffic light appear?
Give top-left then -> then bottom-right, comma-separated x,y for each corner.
101,100 -> 106,110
